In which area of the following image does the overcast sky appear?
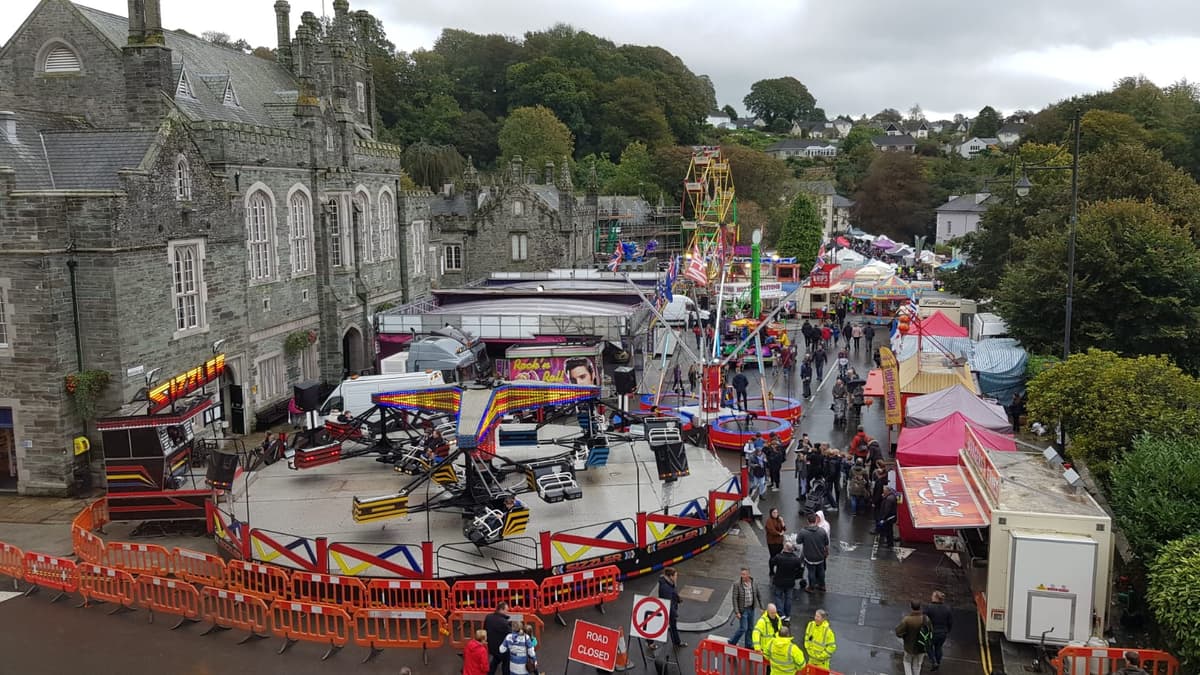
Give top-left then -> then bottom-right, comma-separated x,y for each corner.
5,0 -> 1200,120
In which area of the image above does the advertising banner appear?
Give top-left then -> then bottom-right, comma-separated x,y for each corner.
898,465 -> 989,529
501,356 -> 599,386
879,347 -> 902,425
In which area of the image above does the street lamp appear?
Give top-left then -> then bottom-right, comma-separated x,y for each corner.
1013,110 -> 1081,359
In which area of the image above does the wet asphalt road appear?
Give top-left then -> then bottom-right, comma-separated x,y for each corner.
0,320 -> 992,674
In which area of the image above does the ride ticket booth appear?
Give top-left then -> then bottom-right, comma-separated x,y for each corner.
897,425 -> 1114,646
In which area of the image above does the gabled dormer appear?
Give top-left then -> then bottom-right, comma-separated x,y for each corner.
222,79 -> 240,108
175,66 -> 195,99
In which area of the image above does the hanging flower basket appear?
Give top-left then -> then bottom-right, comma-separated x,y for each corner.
64,370 -> 111,421
284,331 -> 311,357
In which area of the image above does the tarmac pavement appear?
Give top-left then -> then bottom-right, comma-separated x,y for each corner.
0,318 -> 1005,673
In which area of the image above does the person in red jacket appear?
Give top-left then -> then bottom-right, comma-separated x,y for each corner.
849,427 -> 871,460
464,629 -> 491,675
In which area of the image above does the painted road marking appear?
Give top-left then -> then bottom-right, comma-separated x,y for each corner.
857,598 -> 868,626
0,591 -> 21,603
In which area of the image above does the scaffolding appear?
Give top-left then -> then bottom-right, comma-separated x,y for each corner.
594,195 -> 684,258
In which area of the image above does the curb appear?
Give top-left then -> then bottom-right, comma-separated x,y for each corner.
679,583 -> 733,633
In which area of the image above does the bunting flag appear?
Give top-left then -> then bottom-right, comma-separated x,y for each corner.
607,243 -> 623,272
684,242 -> 708,286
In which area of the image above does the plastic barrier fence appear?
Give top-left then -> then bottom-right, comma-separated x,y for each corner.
450,578 -> 540,613
352,607 -> 446,664
538,565 -> 621,623
227,560 -> 291,601
802,666 -> 839,675
0,542 -> 23,588
1053,647 -> 1179,675
447,610 -> 543,649
136,575 -> 202,629
77,563 -> 136,611
200,587 -> 272,643
366,578 -> 451,611
105,542 -> 171,576
23,552 -> 79,602
172,548 -> 227,588
291,572 -> 367,610
270,600 -> 352,661
694,638 -> 770,675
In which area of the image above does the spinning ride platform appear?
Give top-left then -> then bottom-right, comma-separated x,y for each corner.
216,383 -> 742,581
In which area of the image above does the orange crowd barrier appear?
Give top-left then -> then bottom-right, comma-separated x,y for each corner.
172,548 -> 227,588
802,666 -> 840,675
74,527 -> 105,565
271,600 -> 352,661
77,563 -> 136,613
105,542 -> 171,576
0,542 -> 23,589
447,610 -> 542,649
366,578 -> 451,611
1053,647 -> 1179,675
23,552 -> 79,602
227,560 -> 291,601
538,565 -> 621,624
352,607 -> 445,664
694,638 -> 769,675
135,575 -> 202,629
451,578 -> 540,613
291,572 -> 367,610
200,587 -> 272,643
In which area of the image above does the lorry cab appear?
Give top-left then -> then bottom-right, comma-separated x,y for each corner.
662,296 -> 710,325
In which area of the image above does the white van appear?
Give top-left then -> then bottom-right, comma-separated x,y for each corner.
314,371 -> 445,428
662,296 -> 710,325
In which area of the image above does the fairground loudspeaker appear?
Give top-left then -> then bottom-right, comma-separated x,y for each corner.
613,366 -> 637,395
206,450 -> 240,489
645,417 -> 689,483
294,380 -> 322,412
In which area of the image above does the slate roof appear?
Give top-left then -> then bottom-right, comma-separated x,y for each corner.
527,185 -> 560,211
797,180 -> 837,196
832,194 -> 855,209
0,110 -> 154,190
936,193 -> 996,213
871,134 -> 917,147
766,139 -> 833,151
997,123 -> 1026,135
597,196 -> 651,223
74,4 -> 299,128
430,188 -> 491,217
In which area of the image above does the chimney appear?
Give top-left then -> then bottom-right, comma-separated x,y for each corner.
122,0 -> 172,127
274,0 -> 292,71
509,155 -> 523,184
0,111 -> 16,144
333,0 -> 349,20
127,0 -> 145,43
544,160 -> 554,185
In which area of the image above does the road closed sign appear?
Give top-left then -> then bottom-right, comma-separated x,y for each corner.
568,619 -> 620,671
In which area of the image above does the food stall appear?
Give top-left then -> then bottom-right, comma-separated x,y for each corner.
898,425 -> 1114,646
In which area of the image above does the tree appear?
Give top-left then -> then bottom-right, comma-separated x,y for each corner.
907,104 -> 925,122
1079,143 -> 1200,238
605,142 -> 656,195
743,77 -> 817,125
872,108 -> 902,125
1079,109 -> 1150,152
851,152 -> 931,241
451,110 -> 501,167
497,106 -> 574,169
721,104 -> 738,122
1148,535 -> 1200,670
995,200 -> 1200,369
1111,436 -> 1200,563
719,145 -> 791,209
594,77 -> 673,157
1024,350 -> 1200,470
972,105 -> 1002,137
401,142 -> 465,190
775,193 -> 824,264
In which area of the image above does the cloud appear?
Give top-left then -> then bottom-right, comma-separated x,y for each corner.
4,0 -> 1199,118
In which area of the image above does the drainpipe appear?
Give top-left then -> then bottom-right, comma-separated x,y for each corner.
66,255 -> 83,372
395,177 -> 411,303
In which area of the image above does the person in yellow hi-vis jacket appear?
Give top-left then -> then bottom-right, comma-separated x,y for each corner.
765,625 -> 807,675
804,608 -> 838,669
751,603 -> 783,652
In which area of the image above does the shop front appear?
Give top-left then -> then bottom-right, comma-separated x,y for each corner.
898,425 -> 1114,645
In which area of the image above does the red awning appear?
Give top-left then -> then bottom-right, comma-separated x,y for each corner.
898,465 -> 989,529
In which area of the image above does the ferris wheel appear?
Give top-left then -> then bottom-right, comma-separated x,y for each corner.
682,146 -> 737,282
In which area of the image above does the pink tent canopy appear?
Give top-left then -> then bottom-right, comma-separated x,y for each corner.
916,310 -> 968,338
897,411 -> 1016,463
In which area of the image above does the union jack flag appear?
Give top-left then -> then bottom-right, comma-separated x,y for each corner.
810,244 -> 827,276
607,244 -> 623,272
684,242 -> 708,286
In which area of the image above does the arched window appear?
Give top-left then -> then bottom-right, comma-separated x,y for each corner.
289,190 -> 312,275
246,190 -> 274,281
175,156 -> 191,201
327,198 -> 343,267
353,192 -> 371,263
378,191 -> 395,260
43,44 -> 81,74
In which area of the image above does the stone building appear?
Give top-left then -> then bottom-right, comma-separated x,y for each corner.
431,156 -> 595,285
0,0 -> 427,494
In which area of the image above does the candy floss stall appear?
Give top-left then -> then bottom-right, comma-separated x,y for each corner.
898,425 -> 1114,646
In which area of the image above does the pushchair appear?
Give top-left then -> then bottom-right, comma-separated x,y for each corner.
846,379 -> 866,427
804,477 -> 829,515
831,396 -> 848,428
